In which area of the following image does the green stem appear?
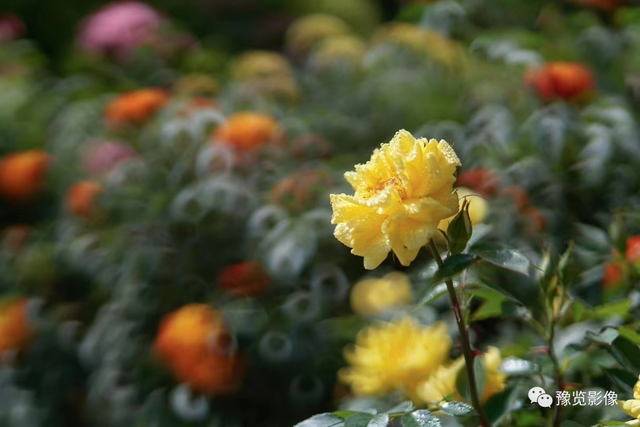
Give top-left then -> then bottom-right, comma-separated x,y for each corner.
428,240 -> 490,427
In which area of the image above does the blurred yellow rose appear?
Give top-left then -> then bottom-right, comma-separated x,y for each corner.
372,23 -> 467,69
436,187 -> 488,242
413,346 -> 506,405
286,14 -> 352,56
619,374 -> 640,424
311,35 -> 366,69
339,317 -> 451,396
330,129 -> 460,269
231,51 -> 293,81
350,272 -> 413,317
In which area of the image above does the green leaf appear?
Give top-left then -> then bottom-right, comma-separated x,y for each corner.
618,327 -> 640,345
447,199 -> 473,255
439,401 -> 475,416
602,367 -> 636,392
477,250 -> 530,276
345,413 -> 373,427
431,254 -> 475,284
593,300 -> 632,320
385,401 -> 414,414
470,289 -> 507,321
484,386 -> 518,426
420,283 -> 451,305
295,413 -> 345,427
598,422 -> 629,426
456,356 -> 486,404
475,280 -> 524,306
334,411 -> 361,420
344,413 -> 388,427
611,336 -> 640,374
560,422 -> 584,427
401,410 -> 441,427
586,328 -> 619,345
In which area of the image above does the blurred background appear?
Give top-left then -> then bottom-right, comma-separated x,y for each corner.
3,0 -> 640,426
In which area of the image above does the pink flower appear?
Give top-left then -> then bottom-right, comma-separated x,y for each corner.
82,141 -> 138,176
0,13 -> 25,42
77,1 -> 163,60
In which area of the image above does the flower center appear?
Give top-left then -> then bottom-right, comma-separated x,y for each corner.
370,176 -> 407,199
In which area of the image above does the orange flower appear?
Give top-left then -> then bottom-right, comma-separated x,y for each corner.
626,236 -> 640,265
66,181 -> 103,217
154,304 -> 244,395
0,298 -> 32,357
105,88 -> 169,127
456,169 -> 499,197
603,260 -> 624,289
0,150 -> 50,202
212,112 -> 280,151
525,62 -> 595,103
219,262 -> 270,297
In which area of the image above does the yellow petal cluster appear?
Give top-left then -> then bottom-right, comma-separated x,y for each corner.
412,346 -> 506,405
350,272 -> 413,317
338,316 -> 506,407
339,317 -> 451,396
330,130 -> 461,269
619,375 -> 640,425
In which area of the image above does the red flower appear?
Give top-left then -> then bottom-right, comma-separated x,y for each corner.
626,236 -> 640,265
525,62 -> 595,102
219,262 -> 270,297
603,260 -> 624,289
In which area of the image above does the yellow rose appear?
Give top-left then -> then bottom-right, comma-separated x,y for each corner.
339,317 -> 451,396
350,272 -> 413,317
619,374 -> 640,425
330,129 -> 460,269
413,346 -> 506,405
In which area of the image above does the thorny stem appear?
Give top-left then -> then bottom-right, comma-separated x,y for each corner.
428,240 -> 490,427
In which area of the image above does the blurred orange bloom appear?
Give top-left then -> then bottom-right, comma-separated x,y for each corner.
603,259 -> 624,289
0,298 -> 32,357
213,112 -> 280,151
626,236 -> 640,265
105,88 -> 169,127
66,181 -> 103,217
219,262 -> 270,297
154,304 -> 244,395
0,150 -> 50,202
270,170 -> 329,209
525,62 -> 595,103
